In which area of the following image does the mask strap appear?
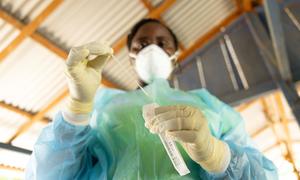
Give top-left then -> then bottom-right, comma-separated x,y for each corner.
128,53 -> 137,59
130,49 -> 179,60
170,51 -> 180,62
111,55 -> 154,101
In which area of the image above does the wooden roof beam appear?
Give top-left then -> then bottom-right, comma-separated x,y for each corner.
0,9 -> 67,59
0,0 -> 63,62
0,102 -> 33,119
0,164 -> 24,172
234,0 -> 263,12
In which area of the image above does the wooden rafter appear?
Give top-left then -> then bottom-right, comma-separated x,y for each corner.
0,102 -> 33,119
147,0 -> 175,19
0,0 -> 63,62
6,0 -> 177,143
275,93 -> 294,153
0,164 -> 24,172
0,8 -> 67,59
237,0 -> 264,12
243,0 -> 254,12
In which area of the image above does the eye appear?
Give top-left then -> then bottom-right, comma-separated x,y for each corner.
158,42 -> 164,48
158,40 -> 168,48
130,40 -> 150,55
140,41 -> 149,49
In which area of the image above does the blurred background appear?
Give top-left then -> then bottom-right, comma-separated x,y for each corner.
0,0 -> 299,179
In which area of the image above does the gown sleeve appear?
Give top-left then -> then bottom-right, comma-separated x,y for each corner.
25,88 -> 123,180
24,111 -> 99,180
193,89 -> 278,180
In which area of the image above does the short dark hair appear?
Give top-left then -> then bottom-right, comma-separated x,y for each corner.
127,18 -> 178,50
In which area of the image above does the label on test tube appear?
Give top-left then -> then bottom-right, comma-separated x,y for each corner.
143,103 -> 190,176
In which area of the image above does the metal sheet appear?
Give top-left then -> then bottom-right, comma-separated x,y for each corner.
264,0 -> 292,80
162,0 -> 236,47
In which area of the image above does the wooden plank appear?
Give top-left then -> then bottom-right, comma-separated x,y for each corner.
0,164 -> 24,172
0,9 -> 67,59
233,0 -> 256,12
243,0 -> 253,12
0,102 -> 33,118
139,0 -> 154,11
0,0 -> 63,62
0,10 -> 23,29
31,33 -> 68,59
147,0 -> 175,18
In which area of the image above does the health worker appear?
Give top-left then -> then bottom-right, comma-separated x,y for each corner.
25,19 -> 278,180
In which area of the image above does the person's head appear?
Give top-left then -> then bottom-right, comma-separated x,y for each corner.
127,18 -> 179,85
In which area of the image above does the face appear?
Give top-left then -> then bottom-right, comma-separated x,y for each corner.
129,22 -> 177,56
129,22 -> 177,85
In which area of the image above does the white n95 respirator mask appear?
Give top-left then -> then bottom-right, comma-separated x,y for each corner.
129,44 -> 178,84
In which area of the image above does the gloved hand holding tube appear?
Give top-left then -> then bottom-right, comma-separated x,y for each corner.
146,104 -> 231,173
143,103 -> 190,176
63,41 -> 113,125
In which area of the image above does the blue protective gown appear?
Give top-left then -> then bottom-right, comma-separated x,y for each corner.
25,79 -> 278,180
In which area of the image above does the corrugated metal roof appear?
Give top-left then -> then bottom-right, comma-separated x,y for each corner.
162,0 -> 236,47
0,0 -> 52,27
0,19 -> 19,51
40,0 -> 147,47
103,47 -> 139,90
0,108 -> 28,142
0,38 -> 66,112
